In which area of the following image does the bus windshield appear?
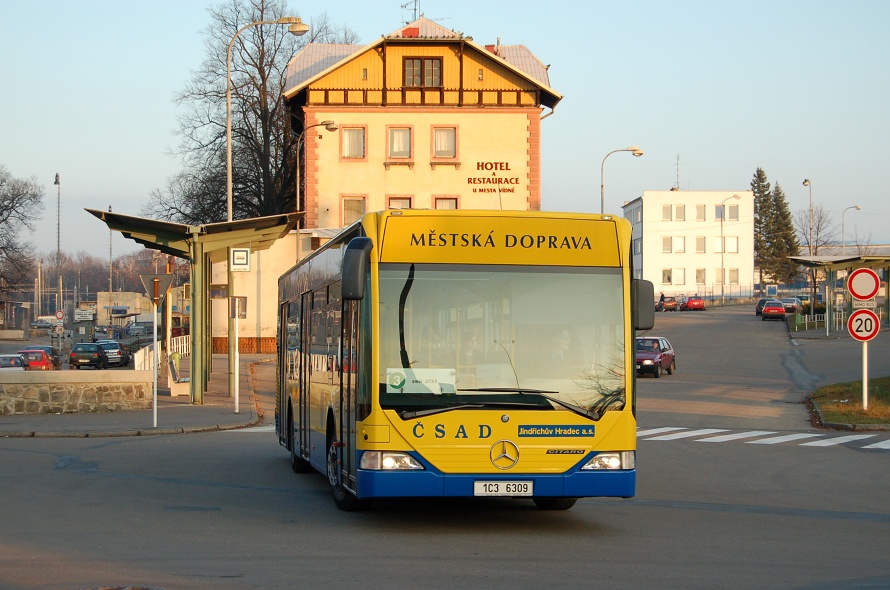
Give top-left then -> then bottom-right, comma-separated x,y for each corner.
377,263 -> 626,418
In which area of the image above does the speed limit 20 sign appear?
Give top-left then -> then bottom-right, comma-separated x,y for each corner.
847,308 -> 880,342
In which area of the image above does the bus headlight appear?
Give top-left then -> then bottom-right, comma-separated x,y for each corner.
581,451 -> 635,470
360,451 -> 424,470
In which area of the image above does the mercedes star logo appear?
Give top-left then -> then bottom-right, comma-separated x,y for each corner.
489,440 -> 520,470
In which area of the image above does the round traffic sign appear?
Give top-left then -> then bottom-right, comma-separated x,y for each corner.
847,308 -> 880,342
848,268 -> 880,300
55,310 -> 65,320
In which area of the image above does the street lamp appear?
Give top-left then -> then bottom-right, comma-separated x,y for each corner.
600,146 -> 644,214
841,205 -> 862,256
53,173 -> 61,317
225,16 -> 309,404
802,179 -> 816,315
295,120 -> 337,213
720,194 -> 740,307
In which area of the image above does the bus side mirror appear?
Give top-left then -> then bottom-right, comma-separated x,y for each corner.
342,237 -> 373,300
634,279 -> 655,331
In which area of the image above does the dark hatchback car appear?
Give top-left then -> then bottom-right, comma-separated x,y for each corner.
635,337 -> 676,378
761,300 -> 786,321
755,298 -> 770,316
69,343 -> 109,369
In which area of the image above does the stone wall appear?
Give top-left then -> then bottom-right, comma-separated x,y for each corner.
0,371 -> 154,415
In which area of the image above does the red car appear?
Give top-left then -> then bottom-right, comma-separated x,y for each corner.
635,337 -> 676,378
761,300 -> 786,321
680,296 -> 705,311
18,349 -> 54,371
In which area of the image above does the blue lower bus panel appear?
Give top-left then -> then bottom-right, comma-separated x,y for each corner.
354,452 -> 635,499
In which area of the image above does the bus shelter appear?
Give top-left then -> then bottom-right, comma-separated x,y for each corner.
789,255 -> 890,335
86,208 -> 300,404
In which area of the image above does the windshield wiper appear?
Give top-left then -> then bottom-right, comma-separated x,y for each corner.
399,404 -> 484,419
456,388 -> 601,421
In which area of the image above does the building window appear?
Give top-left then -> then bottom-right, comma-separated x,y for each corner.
633,238 -> 642,255
728,204 -> 739,221
388,197 -> 412,209
388,127 -> 412,158
696,236 -> 706,253
716,237 -> 725,253
662,237 -> 672,253
715,268 -> 724,285
696,268 -> 706,285
728,268 -> 739,285
343,197 -> 366,225
674,268 -> 686,285
696,205 -> 706,221
716,204 -> 726,220
662,269 -> 672,285
434,197 -> 458,209
342,128 -> 365,159
674,236 -> 685,253
675,205 -> 685,221
433,127 -> 456,158
404,57 -> 442,87
726,236 -> 739,253
662,205 -> 672,221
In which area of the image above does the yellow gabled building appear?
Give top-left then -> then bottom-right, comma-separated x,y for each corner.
283,16 -> 562,229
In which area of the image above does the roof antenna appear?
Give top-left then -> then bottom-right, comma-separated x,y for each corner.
401,0 -> 419,22
673,154 -> 681,191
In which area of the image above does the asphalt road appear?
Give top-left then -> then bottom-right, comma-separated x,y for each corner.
1,307 -> 888,589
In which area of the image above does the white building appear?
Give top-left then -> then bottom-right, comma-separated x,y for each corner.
623,190 -> 755,301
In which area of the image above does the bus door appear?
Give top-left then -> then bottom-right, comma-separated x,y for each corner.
299,291 -> 312,455
339,299 -> 360,491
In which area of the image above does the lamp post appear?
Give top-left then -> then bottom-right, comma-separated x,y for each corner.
841,205 -> 862,256
295,120 -> 337,213
720,194 -> 740,307
53,173 -> 61,317
600,146 -> 644,214
225,16 -> 308,403
802,179 -> 816,315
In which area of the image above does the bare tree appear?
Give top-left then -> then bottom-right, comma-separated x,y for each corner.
0,165 -> 43,293
794,204 -> 838,256
848,227 -> 878,256
143,0 -> 358,224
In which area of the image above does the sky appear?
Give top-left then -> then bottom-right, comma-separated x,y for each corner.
2,0 -> 889,260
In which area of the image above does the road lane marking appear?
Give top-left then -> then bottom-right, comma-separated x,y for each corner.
636,427 -> 687,437
862,439 -> 890,449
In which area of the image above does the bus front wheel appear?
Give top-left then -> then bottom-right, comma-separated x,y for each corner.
533,497 -> 577,510
326,429 -> 370,511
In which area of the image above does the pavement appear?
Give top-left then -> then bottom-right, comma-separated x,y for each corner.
0,354 -> 278,438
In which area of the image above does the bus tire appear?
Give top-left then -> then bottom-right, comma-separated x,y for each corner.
289,408 -> 312,474
533,497 -> 577,510
327,426 -> 370,511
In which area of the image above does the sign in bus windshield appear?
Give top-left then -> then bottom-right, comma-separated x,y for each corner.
379,214 -> 621,266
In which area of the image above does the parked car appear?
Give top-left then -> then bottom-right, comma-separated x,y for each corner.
20,345 -> 62,370
69,343 -> 109,369
635,337 -> 676,378
781,297 -> 803,313
661,296 -> 678,312
97,340 -> 130,366
755,298 -> 770,316
761,300 -> 786,321
680,296 -> 706,311
0,354 -> 27,371
30,320 -> 53,330
18,349 -> 54,371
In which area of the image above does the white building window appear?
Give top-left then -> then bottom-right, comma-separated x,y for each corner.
662,269 -> 672,285
715,268 -> 724,285
696,205 -> 706,221
675,205 -> 685,221
388,197 -> 412,209
342,128 -> 366,159
388,127 -> 412,158
662,237 -> 672,252
434,197 -> 458,209
729,268 -> 739,285
433,127 -> 457,158
674,268 -> 686,285
716,204 -> 726,220
728,204 -> 739,221
696,237 -> 706,253
726,236 -> 739,253
662,205 -> 672,221
674,236 -> 685,253
716,237 -> 725,253
343,197 -> 366,225
696,268 -> 706,285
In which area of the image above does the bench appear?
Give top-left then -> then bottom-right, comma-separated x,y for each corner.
168,358 -> 191,397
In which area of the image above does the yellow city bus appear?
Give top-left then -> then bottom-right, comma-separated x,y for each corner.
276,210 -> 654,510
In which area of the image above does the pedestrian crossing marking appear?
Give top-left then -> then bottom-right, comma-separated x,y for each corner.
863,439 -> 890,449
636,427 -> 687,437
645,429 -> 729,441
746,433 -> 824,445
696,431 -> 777,443
800,434 -> 876,447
